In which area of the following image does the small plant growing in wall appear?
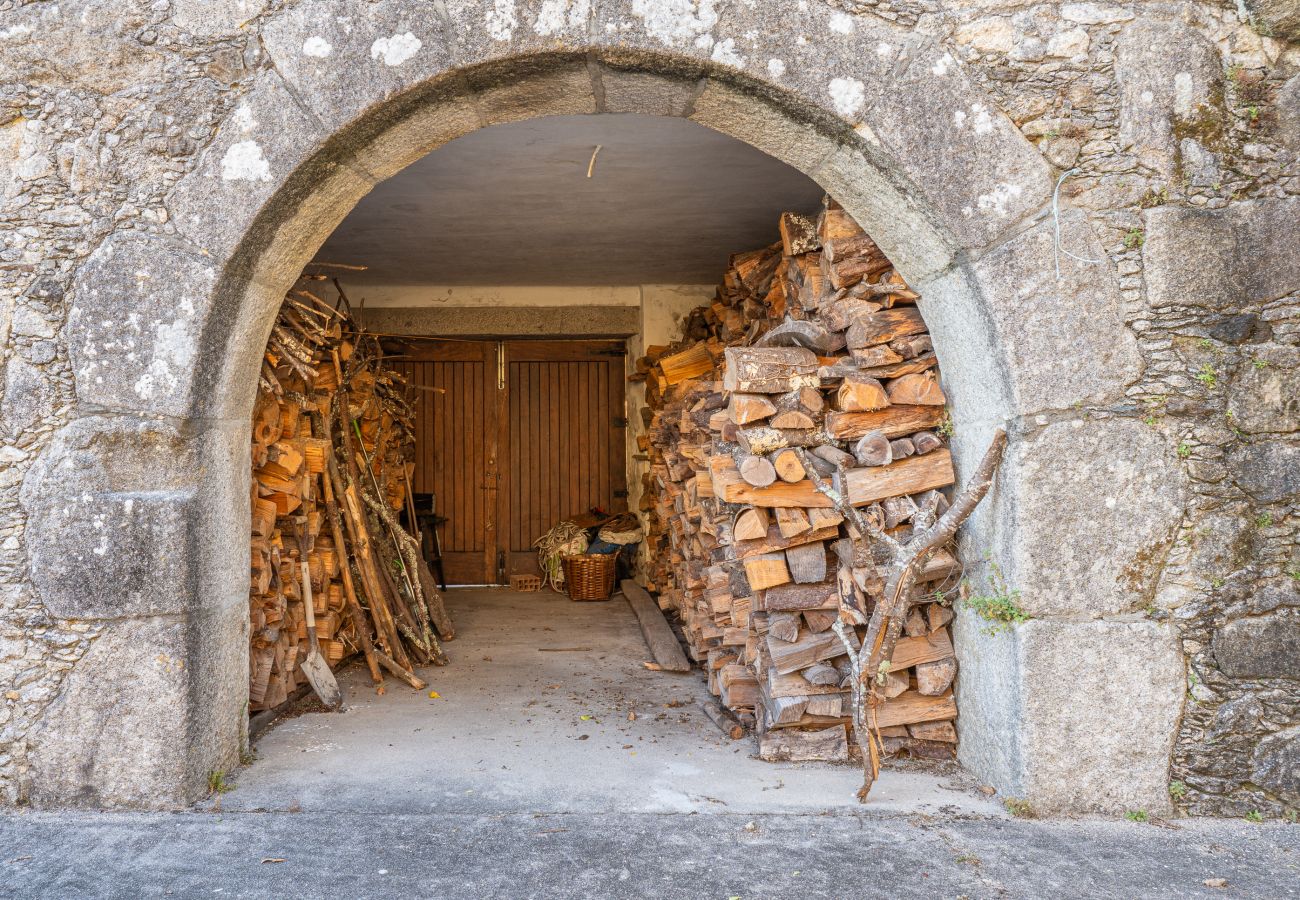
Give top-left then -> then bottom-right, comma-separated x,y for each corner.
207,770 -> 234,795
1004,798 -> 1036,818
1168,780 -> 1188,800
1139,186 -> 1169,208
1256,512 -> 1273,528
1245,810 -> 1264,823
1194,364 -> 1218,388
1177,441 -> 1194,459
963,562 -> 1029,635
1123,227 -> 1145,249
936,410 -> 954,438
1124,809 -> 1149,823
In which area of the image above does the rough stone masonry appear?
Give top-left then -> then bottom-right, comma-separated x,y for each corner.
0,0 -> 1296,818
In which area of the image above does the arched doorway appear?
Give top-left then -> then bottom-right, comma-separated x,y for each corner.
27,21 -> 1182,814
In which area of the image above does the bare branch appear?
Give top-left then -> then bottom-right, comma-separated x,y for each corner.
912,427 -> 1009,562
849,426 -> 1010,803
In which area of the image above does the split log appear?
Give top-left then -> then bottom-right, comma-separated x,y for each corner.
785,541 -> 828,584
733,507 -> 771,542
774,506 -> 812,539
836,374 -> 889,412
779,212 -> 820,256
743,553 -> 791,591
846,307 -> 927,349
767,612 -> 801,643
759,581 -> 839,612
825,405 -> 947,441
886,372 -> 946,406
853,430 -> 892,467
728,393 -> 777,425
659,343 -> 716,385
759,726 -> 849,762
723,346 -> 819,394
771,448 -> 806,483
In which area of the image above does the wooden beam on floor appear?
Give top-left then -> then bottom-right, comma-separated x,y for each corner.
621,579 -> 692,672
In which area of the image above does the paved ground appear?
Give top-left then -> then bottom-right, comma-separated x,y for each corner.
2,588 -> 1297,898
2,809 -> 1296,898
227,587 -> 998,818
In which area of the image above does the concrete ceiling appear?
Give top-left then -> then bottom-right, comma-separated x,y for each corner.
314,114 -> 826,286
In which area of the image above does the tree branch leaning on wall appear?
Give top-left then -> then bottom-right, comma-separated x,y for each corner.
796,427 -> 1008,801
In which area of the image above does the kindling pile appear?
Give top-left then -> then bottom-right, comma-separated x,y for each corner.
634,198 -> 1003,784
249,272 -> 453,712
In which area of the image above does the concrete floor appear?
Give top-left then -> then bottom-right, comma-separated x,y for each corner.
229,587 -> 999,817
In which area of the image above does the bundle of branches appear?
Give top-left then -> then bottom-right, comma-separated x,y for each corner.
249,270 -> 455,712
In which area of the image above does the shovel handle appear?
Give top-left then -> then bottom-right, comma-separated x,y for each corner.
301,560 -> 321,652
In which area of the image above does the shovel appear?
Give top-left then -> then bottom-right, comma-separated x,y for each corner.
296,526 -> 343,709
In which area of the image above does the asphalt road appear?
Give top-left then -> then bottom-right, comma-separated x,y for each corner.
2,809 -> 1297,899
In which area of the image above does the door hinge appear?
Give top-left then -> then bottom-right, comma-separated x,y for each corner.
612,416 -> 628,428
596,347 -> 627,357
613,489 -> 629,499
496,342 -> 505,390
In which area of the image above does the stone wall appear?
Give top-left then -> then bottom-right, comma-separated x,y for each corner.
0,0 -> 1295,816
937,1 -> 1300,818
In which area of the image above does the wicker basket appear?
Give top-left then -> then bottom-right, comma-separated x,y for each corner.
510,574 -> 542,592
560,553 -> 618,601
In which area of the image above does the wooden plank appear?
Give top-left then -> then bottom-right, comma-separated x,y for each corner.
713,450 -> 954,509
622,579 -> 691,672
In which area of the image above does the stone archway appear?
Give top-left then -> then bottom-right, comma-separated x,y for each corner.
22,2 -> 1185,813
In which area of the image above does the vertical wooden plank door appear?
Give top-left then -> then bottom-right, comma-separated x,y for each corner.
388,341 -> 499,584
393,339 -> 626,584
501,340 -> 628,579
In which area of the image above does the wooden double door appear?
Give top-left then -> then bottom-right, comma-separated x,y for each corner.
390,340 -> 628,584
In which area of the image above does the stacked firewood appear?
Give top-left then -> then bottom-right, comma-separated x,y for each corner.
249,273 -> 454,713
635,199 -> 962,764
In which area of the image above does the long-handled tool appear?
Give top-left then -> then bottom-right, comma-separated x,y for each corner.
295,524 -> 343,709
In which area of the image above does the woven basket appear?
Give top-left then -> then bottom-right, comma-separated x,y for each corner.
560,553 -> 617,601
